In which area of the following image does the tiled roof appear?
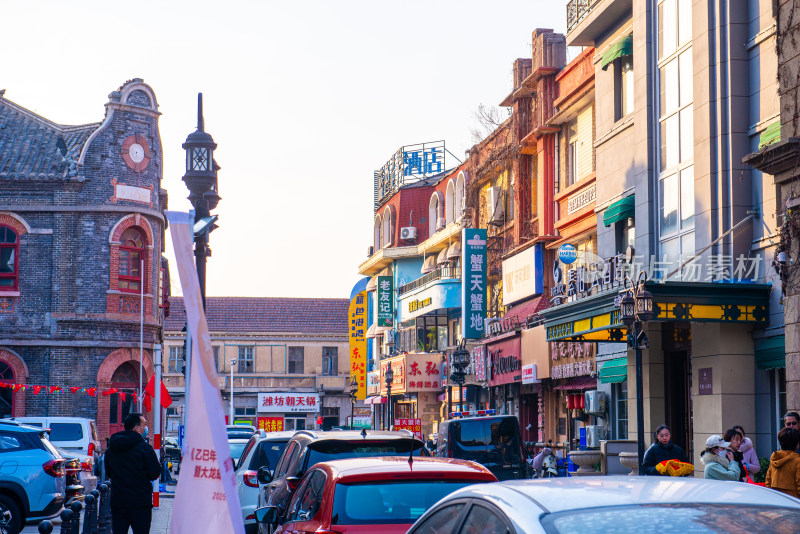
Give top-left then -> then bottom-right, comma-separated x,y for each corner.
0,91 -> 99,181
164,297 -> 350,335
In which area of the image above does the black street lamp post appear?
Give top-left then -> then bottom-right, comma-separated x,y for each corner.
348,375 -> 359,429
450,340 -> 470,413
620,272 -> 654,475
181,93 -> 220,310
385,364 -> 394,431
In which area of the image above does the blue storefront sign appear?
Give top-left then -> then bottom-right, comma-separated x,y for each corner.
558,243 -> 577,264
462,229 -> 487,339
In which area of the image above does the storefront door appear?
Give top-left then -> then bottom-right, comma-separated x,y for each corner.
664,350 -> 692,459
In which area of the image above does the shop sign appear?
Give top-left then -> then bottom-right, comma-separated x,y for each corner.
394,418 -> 423,440
567,183 -> 596,215
462,229 -> 487,339
380,357 -> 406,395
377,276 -> 394,327
366,371 -> 381,396
257,393 -> 320,413
375,141 -> 446,206
522,364 -> 538,384
550,341 -> 594,379
501,245 -> 544,306
256,417 -> 284,432
472,346 -> 487,381
349,291 -> 368,400
408,297 -> 432,313
699,368 -> 713,395
350,416 -> 371,429
486,315 -> 521,337
406,353 -> 443,392
557,244 -> 577,264
487,337 -> 522,386
492,351 -> 521,376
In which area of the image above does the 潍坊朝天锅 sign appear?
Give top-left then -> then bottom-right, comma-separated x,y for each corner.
462,229 -> 487,339
258,392 -> 320,413
377,276 -> 394,327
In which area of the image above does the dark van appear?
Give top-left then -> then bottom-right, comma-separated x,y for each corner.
434,415 -> 525,480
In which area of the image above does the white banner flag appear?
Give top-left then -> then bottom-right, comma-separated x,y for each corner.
167,211 -> 245,534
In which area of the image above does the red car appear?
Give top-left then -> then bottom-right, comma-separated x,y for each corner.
255,456 -> 497,534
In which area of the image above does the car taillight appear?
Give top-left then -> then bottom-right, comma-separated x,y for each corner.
88,442 -> 95,457
43,459 -> 65,477
314,530 -> 338,534
243,470 -> 259,488
81,461 -> 92,472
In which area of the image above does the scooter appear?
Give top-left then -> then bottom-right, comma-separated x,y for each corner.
531,441 -> 560,478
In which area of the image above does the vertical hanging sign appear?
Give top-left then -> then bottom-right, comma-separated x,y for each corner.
462,229 -> 487,339
348,291 -> 368,400
377,276 -> 394,327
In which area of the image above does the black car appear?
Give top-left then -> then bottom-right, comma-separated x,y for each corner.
435,415 -> 526,480
256,429 -> 427,533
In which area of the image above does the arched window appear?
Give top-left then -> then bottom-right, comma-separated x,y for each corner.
445,180 -> 456,226
382,207 -> 392,247
0,361 -> 14,419
374,214 -> 383,252
429,194 -> 440,236
0,226 -> 19,291
119,228 -> 145,293
455,172 -> 466,219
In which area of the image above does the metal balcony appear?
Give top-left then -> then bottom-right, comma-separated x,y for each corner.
567,0 -> 600,33
397,266 -> 460,296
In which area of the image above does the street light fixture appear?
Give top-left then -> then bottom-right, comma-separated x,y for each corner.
385,364 -> 394,431
621,271 -> 654,475
348,375 -> 359,429
229,358 -> 237,425
450,340 -> 470,413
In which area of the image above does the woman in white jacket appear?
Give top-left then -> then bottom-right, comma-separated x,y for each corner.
733,425 -> 760,475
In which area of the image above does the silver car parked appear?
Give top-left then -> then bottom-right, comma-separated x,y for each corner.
407,476 -> 800,534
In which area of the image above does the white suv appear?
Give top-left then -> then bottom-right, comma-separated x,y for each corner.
6,417 -> 101,462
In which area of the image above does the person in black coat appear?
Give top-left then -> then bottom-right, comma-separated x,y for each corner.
104,412 -> 161,534
642,425 -> 689,476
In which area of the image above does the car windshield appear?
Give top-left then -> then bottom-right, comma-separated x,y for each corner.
250,440 -> 289,471
306,440 -> 425,466
541,504 -> 800,534
49,423 -> 83,442
229,441 -> 248,462
331,480 -> 474,525
453,418 -> 522,466
227,431 -> 254,440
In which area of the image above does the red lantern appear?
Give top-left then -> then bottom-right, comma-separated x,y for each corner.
566,395 -> 574,410
316,416 -> 323,426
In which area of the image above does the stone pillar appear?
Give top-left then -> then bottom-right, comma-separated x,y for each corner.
626,324 -> 664,443
690,322 -> 755,476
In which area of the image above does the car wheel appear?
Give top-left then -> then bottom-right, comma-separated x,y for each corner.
0,494 -> 22,534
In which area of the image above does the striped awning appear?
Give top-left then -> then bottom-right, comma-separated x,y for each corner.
421,255 -> 437,274
599,356 -> 628,384
603,195 -> 635,227
755,335 -> 785,370
600,34 -> 633,70
447,241 -> 461,260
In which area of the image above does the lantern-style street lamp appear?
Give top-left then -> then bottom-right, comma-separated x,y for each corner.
348,375 -> 359,429
385,364 -> 394,430
621,271 -> 654,475
450,340 -> 470,413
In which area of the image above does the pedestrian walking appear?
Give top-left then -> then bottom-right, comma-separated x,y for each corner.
732,425 -> 760,475
765,427 -> 800,498
104,413 -> 161,534
642,425 -> 689,476
723,429 -> 746,481
701,435 -> 740,481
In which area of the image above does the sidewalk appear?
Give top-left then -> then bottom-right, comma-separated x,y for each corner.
21,494 -> 174,534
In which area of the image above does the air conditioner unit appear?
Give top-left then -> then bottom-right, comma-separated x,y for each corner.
585,425 -> 607,449
487,187 -> 505,224
584,390 -> 607,415
400,226 -> 417,240
436,217 -> 447,230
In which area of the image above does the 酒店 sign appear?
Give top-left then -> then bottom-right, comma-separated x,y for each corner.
502,245 -> 544,306
258,392 -> 320,413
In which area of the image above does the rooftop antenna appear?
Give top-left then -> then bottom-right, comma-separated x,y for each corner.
408,443 -> 414,466
197,93 -> 204,131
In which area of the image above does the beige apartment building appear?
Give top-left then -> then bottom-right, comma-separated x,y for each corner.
540,0 -> 782,473
162,297 -> 356,434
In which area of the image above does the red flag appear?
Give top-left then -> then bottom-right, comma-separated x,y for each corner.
49,386 -> 61,394
70,387 -> 82,394
32,386 -> 43,395
85,388 -> 97,397
13,385 -> 23,393
102,388 -> 118,396
144,374 -> 173,410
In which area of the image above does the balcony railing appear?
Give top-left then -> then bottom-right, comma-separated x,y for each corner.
398,266 -> 460,296
567,0 -> 601,33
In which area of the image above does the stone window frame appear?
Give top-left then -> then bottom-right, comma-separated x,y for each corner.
238,346 -> 255,373
118,228 -> 146,294
322,347 -> 338,376
288,346 -> 304,374
0,213 -> 30,295
0,225 -> 20,292
108,214 -> 155,315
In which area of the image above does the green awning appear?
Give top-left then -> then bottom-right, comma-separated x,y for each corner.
600,34 -> 633,70
755,335 -> 785,370
599,356 -> 628,384
759,121 -> 781,149
603,195 -> 635,227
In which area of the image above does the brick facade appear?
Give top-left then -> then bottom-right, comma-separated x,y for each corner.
0,79 -> 168,445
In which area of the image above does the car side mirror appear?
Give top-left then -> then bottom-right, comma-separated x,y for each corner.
254,506 -> 279,525
257,466 -> 272,484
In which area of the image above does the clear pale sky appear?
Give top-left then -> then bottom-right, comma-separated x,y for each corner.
4,0 -> 567,299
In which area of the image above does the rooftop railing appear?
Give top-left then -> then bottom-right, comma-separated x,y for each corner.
398,266 -> 460,296
567,0 -> 601,33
